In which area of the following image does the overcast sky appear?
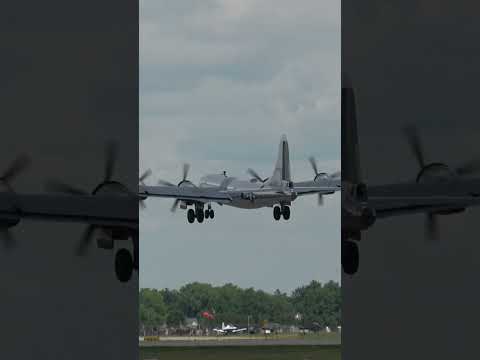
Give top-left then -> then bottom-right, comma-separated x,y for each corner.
139,0 -> 340,293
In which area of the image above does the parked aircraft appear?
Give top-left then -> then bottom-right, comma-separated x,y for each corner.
139,135 -> 340,223
213,322 -> 247,335
342,75 -> 480,274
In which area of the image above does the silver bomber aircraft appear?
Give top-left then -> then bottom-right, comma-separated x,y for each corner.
342,75 -> 480,275
139,135 -> 341,223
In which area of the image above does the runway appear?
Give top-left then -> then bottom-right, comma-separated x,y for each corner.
140,335 -> 340,347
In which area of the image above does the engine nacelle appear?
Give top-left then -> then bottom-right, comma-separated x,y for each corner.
240,192 -> 255,202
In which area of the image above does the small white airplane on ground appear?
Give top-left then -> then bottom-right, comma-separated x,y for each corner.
139,135 -> 340,223
213,322 -> 247,335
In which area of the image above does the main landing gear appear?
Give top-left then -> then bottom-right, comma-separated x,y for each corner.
115,248 -> 134,283
113,234 -> 138,283
273,205 -> 291,221
187,205 -> 215,224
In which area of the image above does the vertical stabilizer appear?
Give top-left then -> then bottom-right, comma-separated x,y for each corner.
269,135 -> 291,186
342,73 -> 362,183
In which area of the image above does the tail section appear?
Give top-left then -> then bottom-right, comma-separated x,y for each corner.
269,134 -> 291,186
222,322 -> 225,330
342,73 -> 362,183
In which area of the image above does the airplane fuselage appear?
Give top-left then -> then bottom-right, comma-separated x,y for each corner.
199,174 -> 293,209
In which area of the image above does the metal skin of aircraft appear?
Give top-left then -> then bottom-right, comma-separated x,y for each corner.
341,75 -> 480,275
0,145 -> 139,283
139,135 -> 341,224
212,322 -> 247,335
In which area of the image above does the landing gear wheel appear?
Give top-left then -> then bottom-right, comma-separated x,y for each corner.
197,210 -> 204,223
282,206 -> 290,220
187,209 -> 195,223
273,206 -> 281,221
342,240 -> 359,275
205,210 -> 210,219
210,209 -> 214,219
115,248 -> 133,283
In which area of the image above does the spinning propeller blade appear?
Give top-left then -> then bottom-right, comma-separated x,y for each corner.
76,225 -> 95,256
309,156 -> 319,176
403,125 -> 426,168
1,155 -> 30,183
170,199 -> 180,213
139,169 -> 152,184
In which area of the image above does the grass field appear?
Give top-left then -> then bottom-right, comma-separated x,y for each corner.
140,345 -> 341,360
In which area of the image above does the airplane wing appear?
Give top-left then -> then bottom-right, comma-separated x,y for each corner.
232,328 -> 247,333
0,193 -> 138,228
292,181 -> 340,196
139,185 -> 232,204
368,180 -> 480,218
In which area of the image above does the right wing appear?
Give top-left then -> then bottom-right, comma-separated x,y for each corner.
368,180 -> 480,219
139,185 -> 232,204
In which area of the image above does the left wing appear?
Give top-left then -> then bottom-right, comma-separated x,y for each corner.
139,185 -> 232,204
0,193 -> 138,228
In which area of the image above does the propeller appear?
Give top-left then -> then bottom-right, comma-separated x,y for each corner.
43,142 -> 123,255
0,155 -> 30,185
247,168 -> 268,183
403,125 -> 480,241
309,156 -> 320,177
75,225 -> 95,256
139,169 -> 152,209
309,157 -> 340,180
0,155 -> 31,250
139,169 -> 152,185
157,163 -> 192,212
170,199 -> 180,213
403,125 -> 426,168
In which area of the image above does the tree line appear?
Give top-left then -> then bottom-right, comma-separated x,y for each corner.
140,280 -> 340,329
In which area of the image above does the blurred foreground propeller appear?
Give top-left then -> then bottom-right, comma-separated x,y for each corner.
403,125 -> 480,241
76,225 -> 95,256
1,155 -> 30,185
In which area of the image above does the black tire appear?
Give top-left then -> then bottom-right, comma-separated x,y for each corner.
282,206 -> 290,220
205,210 -> 210,219
273,206 -> 281,221
197,210 -> 204,223
342,240 -> 359,275
187,209 -> 195,223
210,210 -> 215,219
115,248 -> 133,283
